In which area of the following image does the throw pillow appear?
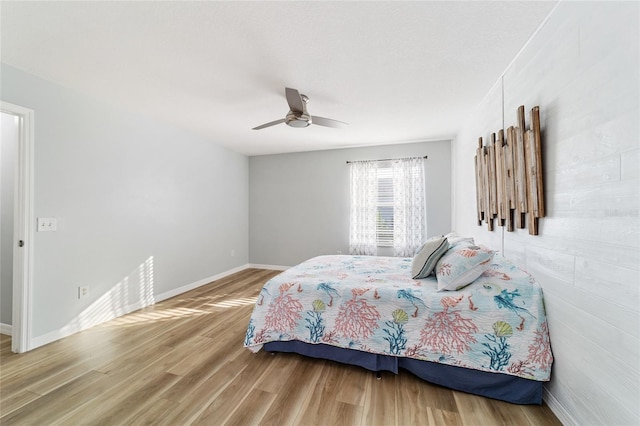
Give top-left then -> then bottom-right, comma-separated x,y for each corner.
445,232 -> 475,247
435,245 -> 495,291
411,236 -> 449,279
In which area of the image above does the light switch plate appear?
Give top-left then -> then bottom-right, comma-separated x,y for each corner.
37,217 -> 57,232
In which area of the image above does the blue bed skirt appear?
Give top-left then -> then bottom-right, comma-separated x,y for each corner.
264,341 -> 543,405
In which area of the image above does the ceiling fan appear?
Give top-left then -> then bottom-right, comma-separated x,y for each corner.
252,87 -> 348,130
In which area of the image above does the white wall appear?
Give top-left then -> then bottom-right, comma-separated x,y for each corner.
249,140 -> 451,267
1,64 -> 249,342
452,2 -> 639,425
1,112 -> 18,326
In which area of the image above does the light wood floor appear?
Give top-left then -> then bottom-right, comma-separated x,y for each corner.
0,268 -> 562,425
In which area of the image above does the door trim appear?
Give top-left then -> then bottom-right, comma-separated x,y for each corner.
1,101 -> 34,353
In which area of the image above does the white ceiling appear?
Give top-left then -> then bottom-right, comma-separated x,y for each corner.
1,1 -> 557,156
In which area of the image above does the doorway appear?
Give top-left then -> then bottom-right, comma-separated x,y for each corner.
1,112 -> 18,336
1,102 -> 34,353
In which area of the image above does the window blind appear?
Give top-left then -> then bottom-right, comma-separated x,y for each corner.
377,163 -> 394,246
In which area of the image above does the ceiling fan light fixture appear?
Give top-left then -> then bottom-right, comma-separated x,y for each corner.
285,113 -> 311,128
287,120 -> 310,128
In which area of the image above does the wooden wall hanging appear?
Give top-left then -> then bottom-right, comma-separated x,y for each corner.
474,105 -> 545,235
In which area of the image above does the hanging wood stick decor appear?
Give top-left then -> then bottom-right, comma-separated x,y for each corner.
494,130 -> 506,225
475,138 -> 485,226
504,126 -> 516,231
488,133 -> 498,220
514,106 -> 527,229
474,105 -> 545,235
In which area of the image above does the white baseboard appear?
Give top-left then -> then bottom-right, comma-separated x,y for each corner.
31,264 -> 252,351
544,387 -> 576,426
154,264 -> 250,302
0,323 -> 12,336
248,263 -> 289,271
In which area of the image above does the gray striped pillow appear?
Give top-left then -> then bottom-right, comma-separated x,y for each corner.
411,236 -> 449,279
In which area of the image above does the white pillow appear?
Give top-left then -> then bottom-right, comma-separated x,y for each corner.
411,236 -> 449,279
435,245 -> 495,291
445,232 -> 475,246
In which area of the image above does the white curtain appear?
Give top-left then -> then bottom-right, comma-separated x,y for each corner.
349,161 -> 378,255
392,158 -> 426,257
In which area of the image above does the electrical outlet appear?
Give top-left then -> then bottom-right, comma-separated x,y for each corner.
337,250 -> 342,255
78,286 -> 89,299
230,249 -> 235,257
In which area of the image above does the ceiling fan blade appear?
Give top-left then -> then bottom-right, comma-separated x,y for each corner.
252,118 -> 286,130
285,87 -> 304,114
311,116 -> 349,129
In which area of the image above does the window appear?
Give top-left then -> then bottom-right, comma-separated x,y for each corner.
349,157 -> 426,257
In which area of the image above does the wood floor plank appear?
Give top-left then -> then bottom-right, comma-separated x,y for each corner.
0,389 -> 40,417
334,363 -> 369,407
137,315 -> 213,349
222,388 -> 278,426
0,370 -> 113,425
73,372 -> 181,426
54,345 -> 182,425
258,355 -> 326,426
0,330 -> 109,379
362,371 -> 399,426
1,353 -> 84,398
0,268 -> 562,426
164,335 -> 218,376
94,343 -> 174,377
397,370 -> 442,425
190,355 -> 273,425
326,400 -> 364,426
253,352 -> 303,394
290,360 -> 336,422
0,334 -> 11,352
123,397 -> 180,426
522,402 -> 564,426
1,336 -> 125,405
161,338 -> 248,404
429,407 -> 464,426
25,341 -> 126,395
415,377 -> 460,414
157,358 -> 248,424
160,348 -> 242,404
453,391 -> 494,425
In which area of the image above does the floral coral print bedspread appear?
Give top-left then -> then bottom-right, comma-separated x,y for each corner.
244,255 -> 552,381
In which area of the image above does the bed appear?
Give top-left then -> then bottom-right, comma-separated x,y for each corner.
244,254 -> 553,405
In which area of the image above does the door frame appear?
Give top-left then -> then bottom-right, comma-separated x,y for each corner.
1,101 -> 34,353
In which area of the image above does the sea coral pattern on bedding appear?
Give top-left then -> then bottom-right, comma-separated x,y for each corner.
244,255 -> 552,381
